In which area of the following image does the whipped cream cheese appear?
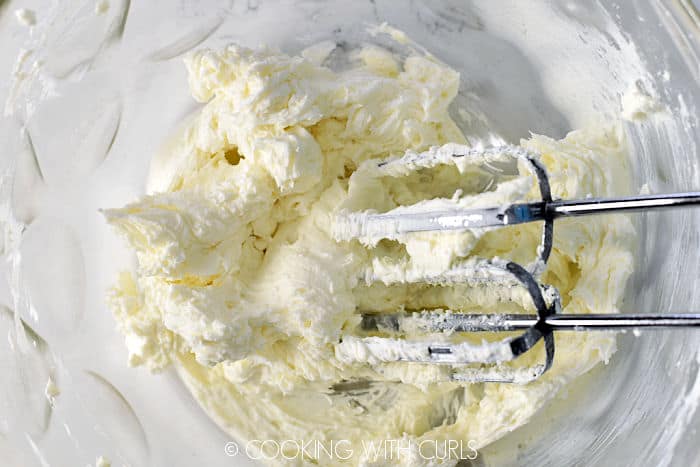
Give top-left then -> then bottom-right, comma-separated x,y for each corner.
622,81 -> 663,121
335,336 -> 515,365
14,9 -> 37,27
104,33 -> 635,465
43,376 -> 60,406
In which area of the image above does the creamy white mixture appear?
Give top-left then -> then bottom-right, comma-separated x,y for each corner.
104,32 -> 635,465
14,9 -> 37,27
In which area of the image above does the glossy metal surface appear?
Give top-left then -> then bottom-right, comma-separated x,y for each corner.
363,311 -> 700,332
352,190 -> 700,232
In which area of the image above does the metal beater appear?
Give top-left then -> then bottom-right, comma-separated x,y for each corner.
333,145 -> 700,383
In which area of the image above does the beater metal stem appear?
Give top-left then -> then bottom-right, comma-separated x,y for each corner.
362,312 -> 700,333
516,191 -> 700,223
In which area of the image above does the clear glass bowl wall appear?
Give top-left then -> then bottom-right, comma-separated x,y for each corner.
1,1 -> 699,466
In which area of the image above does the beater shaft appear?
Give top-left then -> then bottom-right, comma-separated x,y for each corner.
362,312 -> 700,333
345,192 -> 700,235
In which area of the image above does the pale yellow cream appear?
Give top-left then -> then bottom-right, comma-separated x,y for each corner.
104,36 -> 634,465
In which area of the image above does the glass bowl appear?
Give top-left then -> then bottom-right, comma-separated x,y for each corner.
1,0 -> 699,465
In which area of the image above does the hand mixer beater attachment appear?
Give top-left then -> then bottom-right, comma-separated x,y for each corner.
333,145 -> 700,384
